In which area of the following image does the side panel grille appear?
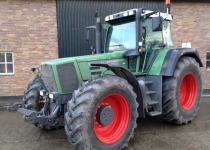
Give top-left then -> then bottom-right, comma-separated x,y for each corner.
57,63 -> 79,93
41,64 -> 58,92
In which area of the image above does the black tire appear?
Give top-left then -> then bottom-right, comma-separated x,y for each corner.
23,76 -> 42,111
65,75 -> 138,150
162,57 -> 202,124
22,76 -> 58,130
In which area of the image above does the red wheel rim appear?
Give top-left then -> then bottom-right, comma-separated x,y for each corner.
41,102 -> 44,108
179,73 -> 197,110
94,93 -> 129,144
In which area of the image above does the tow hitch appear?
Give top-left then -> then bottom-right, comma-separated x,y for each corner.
8,102 -> 64,127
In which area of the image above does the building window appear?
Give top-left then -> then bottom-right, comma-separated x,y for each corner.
0,52 -> 14,75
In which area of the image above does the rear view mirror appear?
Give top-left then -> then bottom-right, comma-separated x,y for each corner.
85,26 -> 96,41
86,29 -> 90,41
152,16 -> 163,32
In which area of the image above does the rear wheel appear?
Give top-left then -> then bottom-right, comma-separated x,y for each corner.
65,75 -> 138,150
162,57 -> 202,124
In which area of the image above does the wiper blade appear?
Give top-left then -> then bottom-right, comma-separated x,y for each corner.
151,43 -> 166,49
158,43 -> 166,48
108,44 -> 123,47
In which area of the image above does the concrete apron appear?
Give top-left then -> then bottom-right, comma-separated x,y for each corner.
0,97 -> 210,150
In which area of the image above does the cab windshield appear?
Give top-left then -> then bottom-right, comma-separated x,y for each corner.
106,18 -> 163,52
106,21 -> 136,51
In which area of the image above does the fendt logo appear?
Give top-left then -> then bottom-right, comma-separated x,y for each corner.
42,72 -> 53,78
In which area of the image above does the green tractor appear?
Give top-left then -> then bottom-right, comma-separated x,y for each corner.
9,7 -> 203,150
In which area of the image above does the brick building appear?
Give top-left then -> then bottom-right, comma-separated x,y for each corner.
0,0 -> 209,98
171,1 -> 210,92
0,0 -> 58,97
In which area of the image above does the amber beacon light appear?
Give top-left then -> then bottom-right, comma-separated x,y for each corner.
165,0 -> 171,14
165,0 -> 170,4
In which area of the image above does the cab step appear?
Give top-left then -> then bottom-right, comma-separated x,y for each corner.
145,81 -> 153,85
137,76 -> 162,117
147,101 -> 159,106
147,111 -> 162,116
146,91 -> 156,95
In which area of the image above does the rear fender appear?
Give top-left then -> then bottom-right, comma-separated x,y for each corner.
91,63 -> 145,118
160,48 -> 203,76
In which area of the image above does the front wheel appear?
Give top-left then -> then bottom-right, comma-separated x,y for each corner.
23,76 -> 60,130
23,76 -> 42,111
162,57 -> 202,124
65,75 -> 138,150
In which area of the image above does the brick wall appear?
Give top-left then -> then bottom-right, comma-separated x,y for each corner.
171,2 -> 210,89
0,1 -> 209,96
0,0 -> 58,96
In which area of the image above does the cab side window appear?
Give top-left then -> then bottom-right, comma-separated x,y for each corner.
142,18 -> 163,51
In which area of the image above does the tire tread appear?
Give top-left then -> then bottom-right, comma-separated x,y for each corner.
65,75 -> 138,150
162,57 -> 202,124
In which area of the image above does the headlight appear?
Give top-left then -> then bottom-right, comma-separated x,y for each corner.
48,92 -> 60,101
110,15 -> 114,20
40,90 -> 46,96
49,93 -> 54,99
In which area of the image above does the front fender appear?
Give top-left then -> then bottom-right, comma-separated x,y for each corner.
91,63 -> 145,118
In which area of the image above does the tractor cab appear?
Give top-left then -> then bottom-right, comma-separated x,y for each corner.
104,9 -> 173,73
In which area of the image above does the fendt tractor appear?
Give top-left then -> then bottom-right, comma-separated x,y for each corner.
9,2 -> 203,150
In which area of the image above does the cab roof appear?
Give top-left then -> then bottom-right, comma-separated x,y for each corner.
105,9 -> 173,23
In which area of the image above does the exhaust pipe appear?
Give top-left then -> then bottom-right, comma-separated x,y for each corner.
95,12 -> 102,54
